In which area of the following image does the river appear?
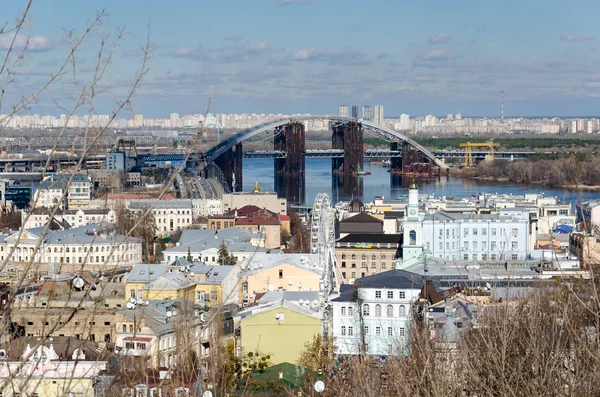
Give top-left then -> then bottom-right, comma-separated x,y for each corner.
242,158 -> 599,208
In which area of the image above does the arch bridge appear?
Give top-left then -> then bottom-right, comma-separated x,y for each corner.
203,115 -> 449,192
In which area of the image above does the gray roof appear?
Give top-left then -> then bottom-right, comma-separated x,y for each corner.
239,299 -> 321,320
242,253 -> 321,275
13,225 -> 141,245
164,228 -> 264,255
40,174 -> 89,190
256,290 -> 320,304
127,264 -> 169,283
128,199 -> 192,210
143,272 -> 196,290
424,212 -> 519,222
117,299 -> 184,334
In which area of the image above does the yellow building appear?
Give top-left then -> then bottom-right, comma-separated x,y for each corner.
240,301 -> 321,365
242,253 -> 322,303
141,273 -> 196,302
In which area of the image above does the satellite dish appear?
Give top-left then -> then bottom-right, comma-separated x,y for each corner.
73,277 -> 85,289
268,284 -> 275,292
202,391 -> 214,397
313,299 -> 319,306
314,380 -> 325,393
275,313 -> 280,320
166,311 -> 173,318
126,302 -> 134,309
189,272 -> 195,277
299,299 -> 304,305
172,310 -> 178,316
288,280 -> 292,286
485,282 -> 492,289
130,298 -> 137,304
0,349 -> 6,359
145,301 -> 150,306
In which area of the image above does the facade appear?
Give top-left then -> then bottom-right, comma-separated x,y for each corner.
192,198 -> 222,218
331,270 -> 422,356
240,301 -> 321,365
242,253 -> 322,303
34,173 -> 91,210
22,207 -> 116,229
339,105 -> 349,118
0,337 -> 110,397
88,169 -> 141,189
577,200 -> 600,230
222,191 -> 287,215
127,199 -> 193,237
0,225 -> 142,270
569,233 -> 600,267
362,105 -> 373,121
351,105 -> 359,119
374,105 -> 384,125
335,234 -> 402,283
402,183 -> 530,265
339,212 -> 383,238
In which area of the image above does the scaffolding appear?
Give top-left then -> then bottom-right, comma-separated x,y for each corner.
459,141 -> 500,168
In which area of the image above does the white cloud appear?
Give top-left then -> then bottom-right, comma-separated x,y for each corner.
0,34 -> 51,51
291,47 -> 369,65
428,34 -> 452,44
560,34 -> 597,42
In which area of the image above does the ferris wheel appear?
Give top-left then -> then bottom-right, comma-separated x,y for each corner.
311,193 -> 337,291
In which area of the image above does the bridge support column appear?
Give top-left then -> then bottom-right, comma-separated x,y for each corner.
331,121 -> 363,175
274,122 -> 306,205
394,142 -> 440,177
214,142 -> 243,192
389,141 -> 402,173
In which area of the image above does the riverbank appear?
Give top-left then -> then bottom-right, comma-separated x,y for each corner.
455,173 -> 600,193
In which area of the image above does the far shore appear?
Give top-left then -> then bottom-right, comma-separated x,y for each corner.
454,174 -> 600,193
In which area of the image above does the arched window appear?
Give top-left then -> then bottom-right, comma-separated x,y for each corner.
361,254 -> 366,260
371,254 -> 376,260
66,247 -> 70,253
375,304 -> 382,317
381,254 -> 386,260
341,254 -> 346,259
78,247 -> 82,253
399,305 -> 406,317
387,304 -> 394,317
362,304 -> 370,316
54,247 -> 58,253
409,230 -> 416,246
351,254 -> 356,260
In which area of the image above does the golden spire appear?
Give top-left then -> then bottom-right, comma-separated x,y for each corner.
252,181 -> 262,193
409,177 -> 418,190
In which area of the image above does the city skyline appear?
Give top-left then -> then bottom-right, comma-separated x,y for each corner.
3,1 -> 600,117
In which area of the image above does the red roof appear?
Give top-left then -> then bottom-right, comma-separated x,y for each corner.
123,336 -> 153,342
225,205 -> 262,216
279,214 -> 290,221
236,216 -> 280,226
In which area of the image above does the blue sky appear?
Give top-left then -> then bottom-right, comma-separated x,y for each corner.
3,0 -> 600,117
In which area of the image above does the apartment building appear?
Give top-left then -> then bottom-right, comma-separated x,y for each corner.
127,199 -> 193,237
22,207 -> 116,229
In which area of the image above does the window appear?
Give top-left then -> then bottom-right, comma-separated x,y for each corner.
351,272 -> 356,278
375,304 -> 382,316
371,254 -> 376,260
491,241 -> 497,250
439,242 -> 442,250
351,254 -> 356,260
348,326 -> 354,336
409,230 -> 416,245
388,344 -> 393,355
387,327 -> 393,336
473,228 -> 478,236
125,342 -> 135,349
371,262 -> 377,269
363,304 -> 370,316
381,262 -> 387,269
376,326 -> 381,336
348,307 -> 354,316
491,228 -> 497,236
341,326 -> 346,336
361,262 -> 367,268
211,291 -> 218,301
463,254 -> 469,260
399,305 -> 406,316
491,254 -> 497,260
473,241 -> 478,250
375,290 -> 382,299
512,254 -> 518,260
446,229 -> 449,238
512,242 -> 518,250
136,342 -> 146,350
387,304 -> 393,317
399,327 -> 405,337
278,270 -> 283,279
482,228 -> 487,236
364,326 -> 369,335
512,228 -> 518,237
464,241 -> 469,250
399,291 -> 405,299
439,229 -> 443,238
464,229 -> 468,237
341,307 -> 346,316
341,254 -> 346,259
483,241 -> 487,250
387,291 -> 393,299
342,272 -> 346,279
361,254 -> 367,260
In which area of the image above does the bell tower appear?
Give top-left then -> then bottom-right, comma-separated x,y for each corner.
401,178 -> 423,264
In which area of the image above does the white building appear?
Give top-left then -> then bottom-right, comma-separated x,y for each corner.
374,105 -> 384,125
402,182 -> 530,264
331,270 -> 422,356
192,198 -> 222,218
127,199 -> 193,237
34,174 -> 91,210
339,105 -> 349,118
0,225 -> 142,268
22,208 -> 116,230
222,190 -> 286,215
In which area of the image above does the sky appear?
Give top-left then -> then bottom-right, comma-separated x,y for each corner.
3,0 -> 600,118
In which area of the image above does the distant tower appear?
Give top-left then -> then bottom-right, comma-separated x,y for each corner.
339,105 -> 349,118
362,105 -> 373,121
351,105 -> 359,119
501,90 -> 505,120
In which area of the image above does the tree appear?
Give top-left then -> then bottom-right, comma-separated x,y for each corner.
186,247 -> 193,263
217,241 -> 236,265
297,334 -> 337,372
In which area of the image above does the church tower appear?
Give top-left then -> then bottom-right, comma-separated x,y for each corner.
401,178 -> 423,264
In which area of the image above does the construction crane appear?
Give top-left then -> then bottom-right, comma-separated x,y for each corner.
459,141 -> 499,168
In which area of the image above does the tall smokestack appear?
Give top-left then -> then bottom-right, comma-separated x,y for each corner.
501,90 -> 505,120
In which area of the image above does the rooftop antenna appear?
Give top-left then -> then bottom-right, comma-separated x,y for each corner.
501,90 -> 505,120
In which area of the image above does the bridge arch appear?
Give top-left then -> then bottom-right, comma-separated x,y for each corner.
204,115 -> 448,170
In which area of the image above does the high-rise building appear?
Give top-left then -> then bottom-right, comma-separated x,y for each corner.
362,105 -> 373,121
339,105 -> 349,118
399,114 -> 410,131
374,105 -> 384,125
571,120 -> 578,133
351,105 -> 359,119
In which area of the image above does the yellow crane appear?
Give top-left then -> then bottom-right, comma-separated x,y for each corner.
459,141 -> 500,168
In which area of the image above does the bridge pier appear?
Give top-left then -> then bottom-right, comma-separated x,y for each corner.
274,122 -> 306,205
389,142 -> 440,177
331,121 -> 364,175
214,142 -> 243,192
